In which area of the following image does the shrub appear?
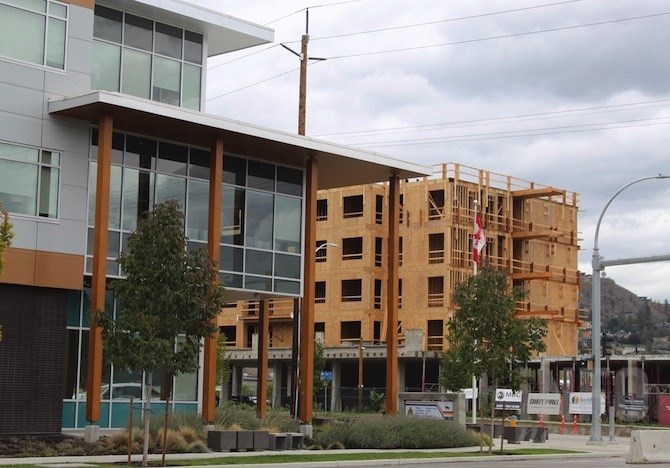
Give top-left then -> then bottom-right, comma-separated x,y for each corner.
213,402 -> 260,430
156,428 -> 188,452
314,414 -> 477,449
187,440 -> 210,453
178,426 -> 200,444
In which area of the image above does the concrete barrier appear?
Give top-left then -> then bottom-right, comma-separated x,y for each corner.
627,429 -> 670,464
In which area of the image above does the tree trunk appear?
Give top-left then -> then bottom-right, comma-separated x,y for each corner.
142,370 -> 152,467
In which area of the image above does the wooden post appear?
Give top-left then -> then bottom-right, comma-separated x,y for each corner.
299,157 -> 317,423
86,114 -> 113,424
385,175 -> 400,414
257,300 -> 269,419
203,135 -> 223,422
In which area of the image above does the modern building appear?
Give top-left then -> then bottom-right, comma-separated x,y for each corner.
0,0 -> 430,435
222,163 -> 582,410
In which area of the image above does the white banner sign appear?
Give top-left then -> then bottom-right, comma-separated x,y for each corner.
527,393 -> 561,415
460,388 -> 478,400
404,400 -> 454,420
495,388 -> 522,411
569,392 -> 606,415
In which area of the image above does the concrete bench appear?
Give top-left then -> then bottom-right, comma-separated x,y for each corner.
268,433 -> 288,451
207,430 -> 269,452
286,432 -> 305,450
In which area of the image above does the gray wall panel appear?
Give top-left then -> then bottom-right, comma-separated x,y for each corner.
0,113 -> 43,148
64,37 -> 92,76
68,5 -> 94,42
58,185 -> 87,224
60,151 -> 90,190
0,60 -> 45,91
7,219 -> 38,250
41,119 -> 90,157
0,83 -> 44,119
36,218 -> 86,255
45,70 -> 91,98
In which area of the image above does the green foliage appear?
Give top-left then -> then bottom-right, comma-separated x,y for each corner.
241,383 -> 254,397
94,199 -> 225,377
440,264 -> 547,392
217,333 -> 231,406
369,391 -> 386,413
314,339 -> 326,393
212,403 -> 299,432
0,204 -> 13,274
314,414 -> 477,449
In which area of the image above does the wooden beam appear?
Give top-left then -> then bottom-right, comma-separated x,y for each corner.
86,114 -> 113,424
299,157 -> 317,423
512,230 -> 564,240
511,272 -> 552,281
511,187 -> 564,200
385,175 -> 400,414
257,300 -> 269,419
202,135 -> 223,423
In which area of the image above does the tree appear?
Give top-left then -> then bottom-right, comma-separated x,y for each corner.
313,338 -> 326,396
439,264 -> 547,453
0,204 -> 14,342
217,332 -> 231,407
93,200 -> 225,466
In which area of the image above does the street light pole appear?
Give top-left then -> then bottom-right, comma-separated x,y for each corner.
590,175 -> 669,443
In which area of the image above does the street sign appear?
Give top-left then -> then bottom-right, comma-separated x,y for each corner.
320,371 -> 333,382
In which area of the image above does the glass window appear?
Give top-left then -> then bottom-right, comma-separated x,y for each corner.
220,272 -> 242,289
92,41 -> 120,92
182,63 -> 201,111
125,136 -> 156,170
153,56 -> 181,106
122,168 -> 154,231
0,142 -> 60,218
157,142 -> 187,175
220,246 -> 243,273
46,17 -> 66,68
276,166 -> 303,196
188,148 -> 209,179
108,166 -> 122,229
245,190 -> 273,250
124,14 -> 152,51
221,186 -> 244,246
274,195 -> 301,253
245,276 -> 271,292
275,280 -> 299,295
154,22 -> 182,59
245,249 -> 272,276
248,160 -> 275,191
184,31 -> 202,64
94,5 -> 122,42
122,49 -> 151,99
155,174 -> 186,207
186,179 -> 208,241
274,253 -> 300,279
223,155 -> 246,186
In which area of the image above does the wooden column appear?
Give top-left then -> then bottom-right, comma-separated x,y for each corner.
257,299 -> 269,418
299,157 -> 317,423
385,175 -> 400,414
203,135 -> 223,422
86,114 -> 113,423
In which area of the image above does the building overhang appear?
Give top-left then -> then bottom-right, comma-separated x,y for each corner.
98,0 -> 274,56
48,91 -> 433,189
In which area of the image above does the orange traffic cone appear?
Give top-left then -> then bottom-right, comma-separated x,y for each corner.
560,414 -> 566,434
539,415 -> 545,428
572,414 -> 578,435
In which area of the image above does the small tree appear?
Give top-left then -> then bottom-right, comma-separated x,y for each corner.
439,264 -> 546,453
0,204 -> 14,342
93,200 -> 225,466
313,339 -> 326,395
217,333 -> 231,406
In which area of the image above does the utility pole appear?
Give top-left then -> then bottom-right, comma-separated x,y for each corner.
282,8 -> 326,420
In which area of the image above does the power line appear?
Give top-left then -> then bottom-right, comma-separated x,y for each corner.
315,99 -> 670,138
264,0 -> 366,25
353,116 -> 670,148
327,11 -> 670,60
207,44 -> 280,70
305,0 -> 582,43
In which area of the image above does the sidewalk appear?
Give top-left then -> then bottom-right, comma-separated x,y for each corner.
0,433 -> 630,467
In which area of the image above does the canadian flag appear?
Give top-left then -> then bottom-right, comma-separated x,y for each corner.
473,214 -> 486,263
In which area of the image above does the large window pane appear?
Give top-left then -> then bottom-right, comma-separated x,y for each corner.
92,41 -> 120,92
39,166 -> 59,218
274,195 -> 301,253
245,249 -> 272,276
88,162 -> 97,225
152,56 -> 181,106
124,14 -> 152,51
93,5 -> 122,42
186,179 -> 208,241
223,155 -> 245,186
155,174 -> 186,207
109,166 -> 122,229
46,17 -> 65,68
157,142 -> 187,175
0,160 -> 38,216
0,143 -> 38,163
0,5 -> 45,66
245,276 -> 271,292
248,160 -> 275,192
184,31 -> 202,64
125,136 -> 156,170
155,22 -> 182,59
221,186 -> 244,246
220,246 -> 243,273
275,280 -> 300,295
275,253 -> 300,279
122,168 -> 154,231
182,64 -> 201,110
122,49 -> 151,99
189,148 -> 209,179
276,166 -> 303,196
245,191 -> 273,250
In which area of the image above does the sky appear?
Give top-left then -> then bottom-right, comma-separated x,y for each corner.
192,0 -> 669,303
